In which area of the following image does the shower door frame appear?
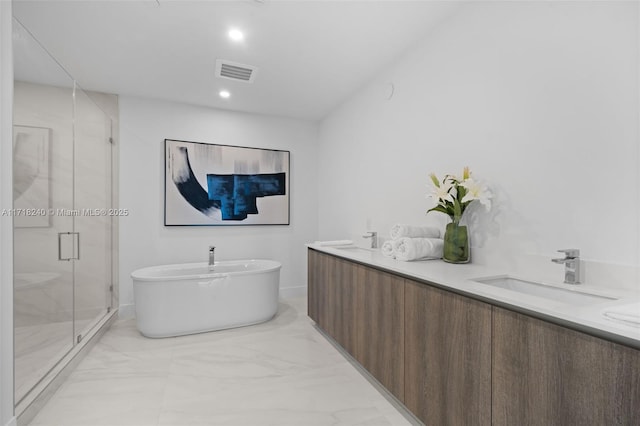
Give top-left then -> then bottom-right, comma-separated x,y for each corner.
12,78 -> 116,410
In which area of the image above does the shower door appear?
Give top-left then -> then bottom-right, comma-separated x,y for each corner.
13,17 -> 114,406
12,19 -> 76,404
13,88 -> 76,405
73,87 -> 114,343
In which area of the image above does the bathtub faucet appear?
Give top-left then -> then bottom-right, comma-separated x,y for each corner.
208,246 -> 216,270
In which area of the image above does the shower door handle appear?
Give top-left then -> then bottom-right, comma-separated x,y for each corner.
58,232 -> 80,261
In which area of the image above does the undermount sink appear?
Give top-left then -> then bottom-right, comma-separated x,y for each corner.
335,246 -> 373,254
472,275 -> 617,306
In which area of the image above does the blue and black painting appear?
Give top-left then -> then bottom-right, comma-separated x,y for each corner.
170,146 -> 286,221
206,173 -> 286,220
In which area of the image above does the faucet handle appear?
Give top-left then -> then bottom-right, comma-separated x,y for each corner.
209,245 -> 216,252
362,231 -> 378,249
557,248 -> 579,258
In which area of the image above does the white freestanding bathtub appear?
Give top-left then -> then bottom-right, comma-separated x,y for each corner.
131,259 -> 281,338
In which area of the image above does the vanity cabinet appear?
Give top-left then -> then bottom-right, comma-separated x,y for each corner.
307,249 -> 324,324
355,267 -> 405,400
307,249 -> 405,399
308,250 -> 359,356
404,279 -> 492,425
309,249 -> 489,422
492,307 -> 640,425
308,248 -> 640,426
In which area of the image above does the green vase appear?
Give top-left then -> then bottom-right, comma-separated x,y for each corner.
443,222 -> 470,264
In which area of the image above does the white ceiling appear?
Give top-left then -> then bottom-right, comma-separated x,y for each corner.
12,0 -> 462,121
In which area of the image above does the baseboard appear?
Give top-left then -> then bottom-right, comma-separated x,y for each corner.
280,285 -> 307,299
118,303 -> 135,319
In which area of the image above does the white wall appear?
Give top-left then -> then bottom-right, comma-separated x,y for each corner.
119,97 -> 318,316
318,2 -> 639,288
0,3 -> 16,426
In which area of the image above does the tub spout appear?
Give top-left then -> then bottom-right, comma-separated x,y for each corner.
208,246 -> 216,270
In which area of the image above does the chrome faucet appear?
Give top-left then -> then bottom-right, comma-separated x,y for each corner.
551,249 -> 580,284
362,231 -> 378,249
208,246 -> 216,270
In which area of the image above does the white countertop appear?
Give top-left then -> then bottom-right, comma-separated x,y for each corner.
307,243 -> 640,349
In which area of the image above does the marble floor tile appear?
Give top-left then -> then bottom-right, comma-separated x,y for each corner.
15,321 -> 74,403
15,313 -> 112,403
28,297 -> 415,426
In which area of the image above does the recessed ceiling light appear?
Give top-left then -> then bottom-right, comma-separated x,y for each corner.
219,90 -> 231,99
228,29 -> 244,42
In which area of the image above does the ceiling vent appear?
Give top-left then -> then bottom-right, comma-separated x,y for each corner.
216,59 -> 258,83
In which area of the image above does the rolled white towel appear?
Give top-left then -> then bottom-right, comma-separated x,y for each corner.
313,240 -> 354,247
391,239 -> 403,254
382,239 -> 405,258
381,240 -> 395,258
390,224 -> 441,240
395,237 -> 444,262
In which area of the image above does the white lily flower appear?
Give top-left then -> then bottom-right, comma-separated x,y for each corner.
429,180 -> 456,204
448,166 -> 471,184
461,178 -> 492,210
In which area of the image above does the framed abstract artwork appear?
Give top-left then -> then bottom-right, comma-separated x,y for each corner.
164,139 -> 290,226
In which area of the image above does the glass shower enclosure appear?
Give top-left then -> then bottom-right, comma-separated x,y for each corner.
12,17 -> 116,408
